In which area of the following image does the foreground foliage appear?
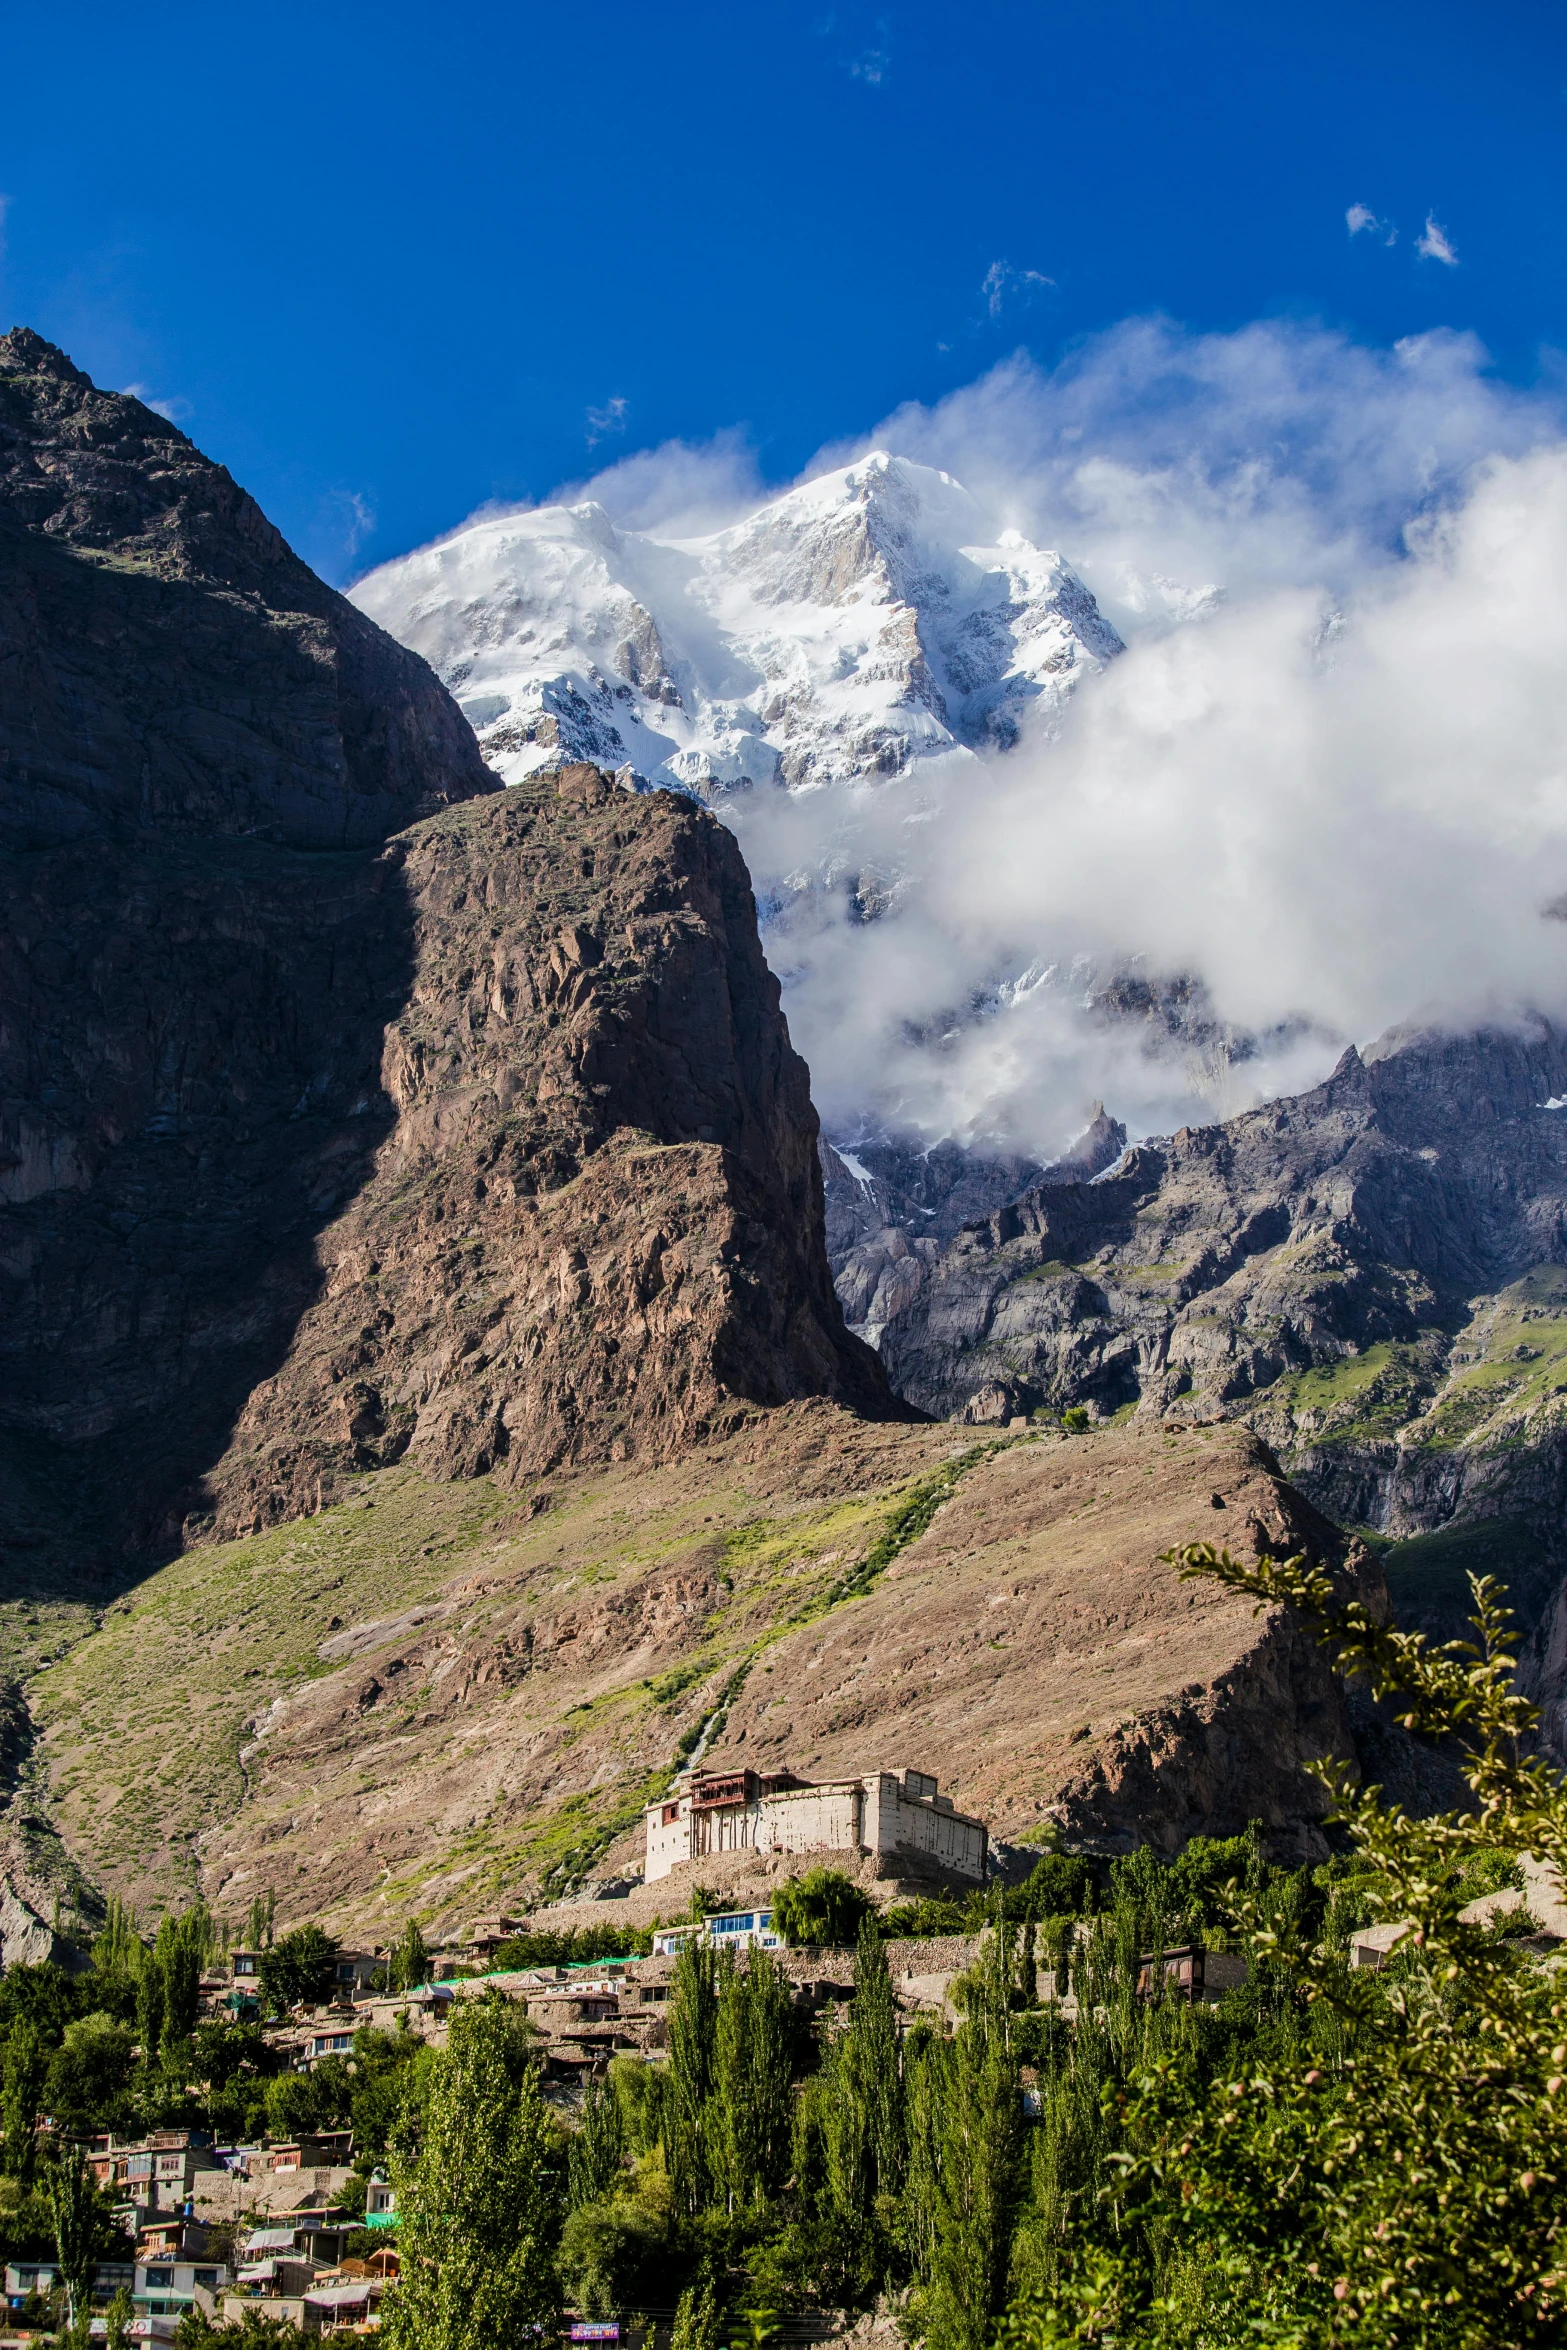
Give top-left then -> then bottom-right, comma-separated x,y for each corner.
1008,1550 -> 1567,2349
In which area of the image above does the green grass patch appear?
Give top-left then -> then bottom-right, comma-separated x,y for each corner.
1372,1514 -> 1550,1633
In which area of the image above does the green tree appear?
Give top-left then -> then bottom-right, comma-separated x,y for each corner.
135,1949 -> 164,2062
772,1868 -> 873,1948
556,2190 -> 671,2318
244,1890 -> 276,1951
1008,1549 -> 1567,2349
665,1936 -> 718,2216
826,1914 -> 906,2254
45,2012 -> 136,2132
91,1898 -> 139,1979
45,2143 -> 99,2332
1010,1855 -> 1095,1922
349,2021 -> 432,2168
901,2026 -> 950,2289
2,2020 -> 47,2180
713,1946 -> 794,2214
257,1925 -> 340,2014
569,2072 -> 624,2209
155,1911 -> 203,2053
383,1993 -> 561,2350
387,1919 -> 430,1994
920,1927 -> 1021,2350
104,2284 -> 133,2348
670,2276 -> 721,2350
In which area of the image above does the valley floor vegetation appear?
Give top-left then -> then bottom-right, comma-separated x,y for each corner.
2,1551 -> 1564,2350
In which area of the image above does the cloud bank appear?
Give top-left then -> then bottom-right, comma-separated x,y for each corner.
576,320 -> 1567,1156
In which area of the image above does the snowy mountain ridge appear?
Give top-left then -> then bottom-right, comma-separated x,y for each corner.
350,452 -> 1124,799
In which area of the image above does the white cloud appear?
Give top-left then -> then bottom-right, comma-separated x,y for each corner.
585,395 -> 630,449
1417,212 -> 1460,265
1346,201 -> 1398,246
384,315 -> 1567,1156
337,490 -> 376,560
730,322 -> 1567,1152
848,12 -> 891,81
981,259 -> 1056,319
119,382 -> 193,424
559,425 -> 763,537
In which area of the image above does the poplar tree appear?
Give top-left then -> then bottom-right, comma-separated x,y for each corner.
920,1925 -> 1022,2350
670,2275 -> 720,2350
568,2072 -> 624,2209
157,1912 -> 203,2051
91,1897 -> 139,1979
713,1945 -> 793,2213
47,2143 -> 98,2331
388,1919 -> 430,1995
384,1993 -> 561,2350
2,2021 -> 46,2181
827,1914 -> 906,2242
901,2030 -> 950,2286
666,1936 -> 718,2216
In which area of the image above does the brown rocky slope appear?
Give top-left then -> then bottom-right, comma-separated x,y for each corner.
30,1414 -> 1389,1933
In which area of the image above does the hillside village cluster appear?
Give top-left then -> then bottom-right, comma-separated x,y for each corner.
2,1764 -> 1003,2340
0,1750 -> 1444,2342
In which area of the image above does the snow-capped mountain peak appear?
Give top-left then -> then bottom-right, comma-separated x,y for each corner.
351,453 -> 1123,798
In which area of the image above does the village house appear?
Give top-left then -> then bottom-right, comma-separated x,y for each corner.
651,1906 -> 784,1957
5,2257 -> 138,2321
465,1913 -> 527,1962
134,2243 -> 231,2323
256,2131 -> 354,2174
86,2129 -> 223,2211
304,2022 -> 357,2064
644,1764 -> 988,1887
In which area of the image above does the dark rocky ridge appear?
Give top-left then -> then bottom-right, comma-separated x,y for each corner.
0,328 -> 488,850
881,1028 -> 1567,1422
823,1107 -> 1126,1349
0,332 -> 893,1588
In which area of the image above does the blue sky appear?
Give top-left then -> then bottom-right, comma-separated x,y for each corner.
4,0 -> 1563,581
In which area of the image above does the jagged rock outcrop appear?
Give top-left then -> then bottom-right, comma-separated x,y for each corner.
0,332 -> 891,1584
881,1027 -> 1567,1425
204,763 -> 899,1534
825,1107 -> 1127,1349
0,328 -> 488,850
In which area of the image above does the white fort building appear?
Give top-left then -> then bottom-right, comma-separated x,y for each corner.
644,1765 -> 987,1888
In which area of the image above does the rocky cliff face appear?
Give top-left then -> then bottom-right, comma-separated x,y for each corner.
0,330 -> 497,1581
204,762 -> 898,1537
825,1107 -> 1127,1350
0,332 -> 890,1589
881,1027 -> 1567,1424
